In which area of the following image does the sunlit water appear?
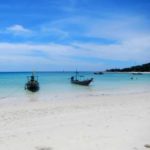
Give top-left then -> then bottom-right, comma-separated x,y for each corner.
0,72 -> 149,102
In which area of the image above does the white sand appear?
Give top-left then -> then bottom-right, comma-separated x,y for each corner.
0,92 -> 150,150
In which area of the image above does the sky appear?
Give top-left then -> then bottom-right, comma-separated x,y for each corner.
0,0 -> 150,71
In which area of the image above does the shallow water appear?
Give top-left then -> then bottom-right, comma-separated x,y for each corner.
0,72 -> 149,102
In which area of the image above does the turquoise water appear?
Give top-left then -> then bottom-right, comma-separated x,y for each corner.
0,72 -> 150,101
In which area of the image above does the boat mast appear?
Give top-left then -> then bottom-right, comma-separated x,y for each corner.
31,71 -> 35,81
75,70 -> 78,80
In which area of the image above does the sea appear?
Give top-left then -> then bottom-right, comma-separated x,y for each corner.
0,72 -> 149,102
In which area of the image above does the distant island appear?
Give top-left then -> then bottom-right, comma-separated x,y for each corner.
106,62 -> 150,72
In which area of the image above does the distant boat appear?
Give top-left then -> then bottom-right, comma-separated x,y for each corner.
70,71 -> 93,86
132,72 -> 143,75
25,72 -> 39,92
94,71 -> 104,75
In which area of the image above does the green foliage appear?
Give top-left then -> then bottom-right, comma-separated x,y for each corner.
106,63 -> 150,72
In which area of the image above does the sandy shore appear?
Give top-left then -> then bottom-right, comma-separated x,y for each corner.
0,92 -> 150,150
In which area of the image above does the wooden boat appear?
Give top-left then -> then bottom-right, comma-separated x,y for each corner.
25,72 -> 39,92
132,72 -> 143,75
71,77 -> 93,86
70,71 -> 93,86
94,71 -> 104,75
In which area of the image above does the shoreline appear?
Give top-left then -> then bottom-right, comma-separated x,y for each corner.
0,87 -> 150,105
105,71 -> 150,74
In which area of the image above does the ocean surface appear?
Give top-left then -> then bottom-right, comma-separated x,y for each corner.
0,72 -> 149,102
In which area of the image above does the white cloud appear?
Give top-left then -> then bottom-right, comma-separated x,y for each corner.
85,15 -> 149,40
0,39 -> 149,71
0,42 -> 94,71
72,34 -> 150,63
6,24 -> 32,35
43,14 -> 150,63
0,13 -> 150,70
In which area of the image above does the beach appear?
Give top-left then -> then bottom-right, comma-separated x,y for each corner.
1,0 -> 150,149
0,92 -> 150,150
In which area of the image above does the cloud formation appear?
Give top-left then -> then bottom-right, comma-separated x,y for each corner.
0,37 -> 150,71
0,0 -> 150,71
6,24 -> 32,36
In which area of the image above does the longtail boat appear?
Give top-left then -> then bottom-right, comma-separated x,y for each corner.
70,71 -> 93,86
25,72 -> 39,92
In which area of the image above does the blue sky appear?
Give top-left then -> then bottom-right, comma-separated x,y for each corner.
0,0 -> 150,71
